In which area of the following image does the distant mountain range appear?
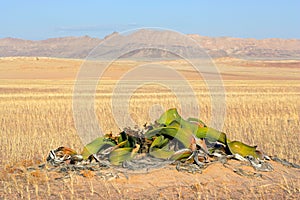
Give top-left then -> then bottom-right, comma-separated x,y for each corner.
1,30 -> 299,59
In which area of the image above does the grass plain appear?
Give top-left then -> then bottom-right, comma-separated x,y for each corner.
0,57 -> 299,199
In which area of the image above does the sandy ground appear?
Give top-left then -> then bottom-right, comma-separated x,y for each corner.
1,159 -> 299,199
0,56 -> 299,80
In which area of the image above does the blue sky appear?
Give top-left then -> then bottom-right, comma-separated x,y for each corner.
1,0 -> 299,40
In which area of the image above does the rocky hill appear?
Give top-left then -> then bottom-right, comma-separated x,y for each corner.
1,30 -> 299,59
0,36 -> 100,58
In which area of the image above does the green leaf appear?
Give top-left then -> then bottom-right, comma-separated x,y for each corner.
149,135 -> 174,159
169,149 -> 192,161
144,126 -> 178,139
117,131 -> 136,148
81,137 -> 116,160
173,128 -> 194,148
109,147 -> 133,165
150,135 -> 169,149
157,108 -> 182,125
227,141 -> 260,158
187,117 -> 206,127
145,126 -> 193,148
195,127 -> 229,144
149,147 -> 175,159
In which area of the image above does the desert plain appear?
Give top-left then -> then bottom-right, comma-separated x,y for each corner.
0,57 -> 299,199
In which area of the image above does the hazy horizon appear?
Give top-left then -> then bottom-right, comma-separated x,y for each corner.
1,31 -> 300,41
1,1 -> 299,40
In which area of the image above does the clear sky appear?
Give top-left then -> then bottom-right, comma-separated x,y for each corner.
1,0 -> 299,40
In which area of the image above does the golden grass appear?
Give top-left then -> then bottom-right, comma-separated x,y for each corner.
0,79 -> 299,165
